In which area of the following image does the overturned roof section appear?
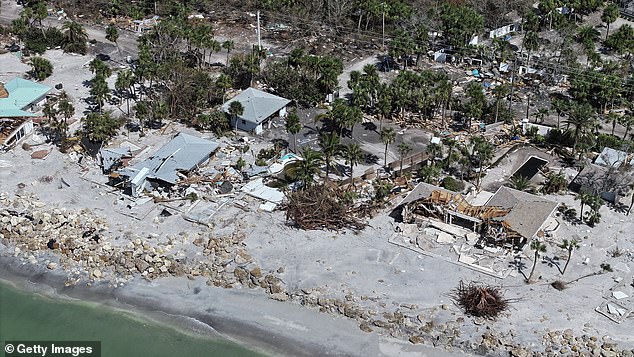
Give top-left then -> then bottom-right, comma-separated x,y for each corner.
485,186 -> 558,240
0,84 -> 8,98
221,88 -> 290,125
396,182 -> 455,208
119,133 -> 219,184
594,147 -> 634,169
0,78 -> 51,117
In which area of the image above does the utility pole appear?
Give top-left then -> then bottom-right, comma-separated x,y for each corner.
256,10 -> 261,50
508,57 -> 517,130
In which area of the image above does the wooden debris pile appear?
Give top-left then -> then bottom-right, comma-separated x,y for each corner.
453,281 -> 510,319
284,184 -> 366,231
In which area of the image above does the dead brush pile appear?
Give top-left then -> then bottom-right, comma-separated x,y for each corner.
453,281 -> 510,319
284,184 -> 366,231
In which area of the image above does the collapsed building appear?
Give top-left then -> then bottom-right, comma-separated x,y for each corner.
394,183 -> 559,249
107,132 -> 219,197
0,78 -> 51,150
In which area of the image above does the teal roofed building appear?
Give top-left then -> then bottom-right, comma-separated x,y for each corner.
0,78 -> 52,150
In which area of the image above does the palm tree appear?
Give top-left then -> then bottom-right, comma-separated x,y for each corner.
222,40 -> 235,66
527,240 -> 547,283
285,110 -> 302,153
228,101 -> 244,133
344,143 -> 363,186
380,127 -> 395,166
619,113 -> 634,140
62,21 -> 88,55
57,91 -> 74,140
105,25 -> 119,54
507,176 -> 532,191
115,70 -> 134,114
397,142 -> 412,176
542,171 -> 568,194
602,3 -> 619,40
492,84 -> 510,123
319,132 -> 341,180
29,57 -> 53,81
297,148 -> 323,188
532,107 -> 549,124
90,74 -> 110,113
426,143 -> 442,162
575,191 -> 595,221
576,25 -> 600,50
471,136 -> 493,191
216,74 -> 232,102
564,103 -> 596,154
558,239 -> 579,275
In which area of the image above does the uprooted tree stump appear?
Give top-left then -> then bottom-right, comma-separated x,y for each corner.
284,184 -> 366,231
453,281 -> 510,319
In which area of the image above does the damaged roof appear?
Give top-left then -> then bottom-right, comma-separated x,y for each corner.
119,132 -> 219,184
485,186 -> 558,240
396,182 -> 455,208
594,147 -> 634,169
221,88 -> 290,125
0,78 -> 51,117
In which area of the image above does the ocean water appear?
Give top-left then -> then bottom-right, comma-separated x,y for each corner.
0,281 -> 265,357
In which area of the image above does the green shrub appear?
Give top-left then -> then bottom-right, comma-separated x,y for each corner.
441,176 -> 465,192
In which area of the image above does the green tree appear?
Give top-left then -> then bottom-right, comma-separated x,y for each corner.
29,57 -> 53,81
507,175 -> 532,192
471,136 -> 493,191
105,24 -> 119,53
558,239 -> 579,275
222,39 -> 235,66
564,102 -> 596,154
228,100 -> 244,133
285,110 -> 302,153
83,111 -> 120,143
492,84 -> 510,123
297,148 -> 323,188
90,74 -> 110,113
464,82 -> 486,128
344,143 -> 363,186
575,191 -> 595,220
542,171 -> 568,194
318,131 -> 341,180
438,4 -> 483,48
601,3 -> 619,40
62,21 -> 88,54
605,24 -> 634,56
527,240 -> 547,283
56,91 -> 75,140
380,127 -> 396,166
397,142 -> 412,176
115,69 -> 135,114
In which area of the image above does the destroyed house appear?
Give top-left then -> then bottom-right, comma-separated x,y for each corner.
570,163 -> 634,203
394,183 -> 558,248
221,88 -> 290,135
115,133 -> 219,197
0,78 -> 51,150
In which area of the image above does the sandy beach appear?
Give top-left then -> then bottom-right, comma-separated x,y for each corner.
0,253 -> 471,357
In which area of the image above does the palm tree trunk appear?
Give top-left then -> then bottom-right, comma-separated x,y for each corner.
384,144 -> 388,166
562,250 -> 572,275
580,202 -> 585,220
527,251 -> 539,283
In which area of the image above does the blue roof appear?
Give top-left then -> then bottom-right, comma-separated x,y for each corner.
0,78 -> 51,117
119,133 -> 220,184
221,88 -> 290,125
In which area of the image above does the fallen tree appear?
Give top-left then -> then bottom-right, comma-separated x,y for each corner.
284,184 -> 366,231
453,281 -> 511,319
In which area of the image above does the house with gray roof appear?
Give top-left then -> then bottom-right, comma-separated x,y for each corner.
221,88 -> 290,135
0,78 -> 51,150
116,132 -> 219,197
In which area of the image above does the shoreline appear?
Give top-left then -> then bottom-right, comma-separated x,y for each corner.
0,253 -> 468,357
